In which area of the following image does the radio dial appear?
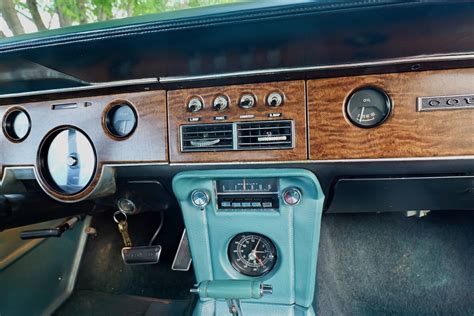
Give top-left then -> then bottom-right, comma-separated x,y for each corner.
191,190 -> 210,207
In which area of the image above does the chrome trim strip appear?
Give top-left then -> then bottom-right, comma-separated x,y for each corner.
160,53 -> 474,83
169,155 -> 474,166
0,78 -> 159,99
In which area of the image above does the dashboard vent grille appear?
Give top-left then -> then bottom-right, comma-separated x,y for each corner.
236,120 -> 293,150
181,123 -> 234,152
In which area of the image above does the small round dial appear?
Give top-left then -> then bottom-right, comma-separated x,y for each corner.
213,95 -> 229,111
228,233 -> 277,277
3,108 -> 31,142
266,92 -> 283,107
187,97 -> 203,113
239,94 -> 256,109
105,103 -> 138,138
345,87 -> 392,128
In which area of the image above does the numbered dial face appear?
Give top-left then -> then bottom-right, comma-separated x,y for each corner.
228,233 -> 277,277
345,87 -> 392,128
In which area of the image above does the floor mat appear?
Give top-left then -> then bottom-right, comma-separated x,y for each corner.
315,211 -> 474,315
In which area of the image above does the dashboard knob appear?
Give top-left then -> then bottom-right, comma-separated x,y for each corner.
239,94 -> 256,109
212,95 -> 229,111
282,187 -> 301,206
267,92 -> 284,107
191,190 -> 210,207
187,97 -> 203,113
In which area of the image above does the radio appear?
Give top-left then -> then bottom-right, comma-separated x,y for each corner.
215,178 -> 280,210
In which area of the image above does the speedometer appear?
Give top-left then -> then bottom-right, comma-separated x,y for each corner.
228,233 -> 277,277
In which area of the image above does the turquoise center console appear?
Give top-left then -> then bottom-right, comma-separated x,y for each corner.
172,169 -> 325,316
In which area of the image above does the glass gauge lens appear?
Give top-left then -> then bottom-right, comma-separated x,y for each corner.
105,103 -> 137,138
216,178 -> 278,193
346,87 -> 392,128
42,128 -> 96,195
228,233 -> 277,277
3,109 -> 31,141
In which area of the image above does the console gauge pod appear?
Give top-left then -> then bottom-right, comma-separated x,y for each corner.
105,102 -> 138,138
345,87 -> 392,128
39,127 -> 96,195
228,232 -> 277,277
3,108 -> 31,142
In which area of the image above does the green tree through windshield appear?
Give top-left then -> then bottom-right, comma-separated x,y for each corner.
0,0 -> 237,37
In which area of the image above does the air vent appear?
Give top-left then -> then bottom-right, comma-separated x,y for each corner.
237,120 -> 293,150
181,123 -> 234,152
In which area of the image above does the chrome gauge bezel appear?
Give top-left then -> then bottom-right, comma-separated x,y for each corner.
228,232 -> 277,277
345,86 -> 392,129
37,126 -> 98,197
103,101 -> 138,140
2,107 -> 31,142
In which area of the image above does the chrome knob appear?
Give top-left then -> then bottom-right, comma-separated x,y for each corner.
239,94 -> 256,109
213,95 -> 229,111
187,97 -> 203,113
117,198 -> 136,214
282,187 -> 301,206
191,190 -> 210,207
267,92 -> 283,107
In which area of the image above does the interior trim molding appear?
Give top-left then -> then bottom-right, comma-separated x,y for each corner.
0,78 -> 159,99
160,53 -> 474,84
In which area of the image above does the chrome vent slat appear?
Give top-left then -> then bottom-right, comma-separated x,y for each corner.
181,123 -> 234,152
180,120 -> 294,152
236,120 -> 294,150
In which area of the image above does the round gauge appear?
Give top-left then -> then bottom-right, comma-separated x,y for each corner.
345,87 -> 392,128
3,108 -> 31,142
228,233 -> 277,277
39,127 -> 96,195
105,103 -> 138,138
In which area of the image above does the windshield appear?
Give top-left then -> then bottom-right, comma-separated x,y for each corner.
0,0 -> 238,38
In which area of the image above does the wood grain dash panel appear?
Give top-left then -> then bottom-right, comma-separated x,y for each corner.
308,68 -> 474,160
0,90 -> 167,201
168,80 -> 307,163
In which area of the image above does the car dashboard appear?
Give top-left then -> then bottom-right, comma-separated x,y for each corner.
0,1 -> 473,315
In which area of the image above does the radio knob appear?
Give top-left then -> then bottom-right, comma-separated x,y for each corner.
213,95 -> 229,111
267,92 -> 283,107
239,94 -> 256,109
283,188 -> 301,206
191,190 -> 210,207
187,97 -> 203,113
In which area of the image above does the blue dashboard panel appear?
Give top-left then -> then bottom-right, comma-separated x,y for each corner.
173,169 -> 325,315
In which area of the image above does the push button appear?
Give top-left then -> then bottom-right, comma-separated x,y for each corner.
262,200 -> 273,208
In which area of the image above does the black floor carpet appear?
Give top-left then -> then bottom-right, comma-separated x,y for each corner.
55,290 -> 195,316
316,211 -> 474,315
71,210 -> 195,299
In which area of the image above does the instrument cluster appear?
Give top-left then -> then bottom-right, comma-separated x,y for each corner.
0,90 -> 168,203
